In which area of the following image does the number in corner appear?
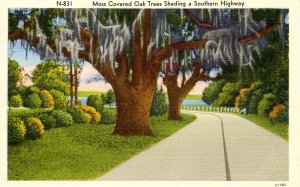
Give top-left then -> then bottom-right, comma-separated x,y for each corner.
275,183 -> 286,187
57,1 -> 73,7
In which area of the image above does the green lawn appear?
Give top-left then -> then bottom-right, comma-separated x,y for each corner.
8,114 -> 196,180
78,91 -> 102,97
239,114 -> 288,141
78,91 -> 202,101
184,94 -> 202,100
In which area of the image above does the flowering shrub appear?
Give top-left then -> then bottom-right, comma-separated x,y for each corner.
269,104 -> 288,122
8,117 -> 26,144
25,117 -> 45,140
68,107 -> 91,123
235,88 -> 251,109
258,93 -> 277,117
75,105 -> 100,124
40,90 -> 54,108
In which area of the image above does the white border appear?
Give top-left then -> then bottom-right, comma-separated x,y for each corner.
1,0 -> 300,187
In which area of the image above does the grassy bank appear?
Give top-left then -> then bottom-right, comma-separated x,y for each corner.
184,94 -> 202,100
8,114 -> 196,180
239,114 -> 288,141
78,91 -> 102,97
78,91 -> 202,101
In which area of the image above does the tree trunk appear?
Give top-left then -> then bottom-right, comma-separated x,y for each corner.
74,66 -> 78,105
167,88 -> 185,120
113,86 -> 155,136
69,61 -> 74,106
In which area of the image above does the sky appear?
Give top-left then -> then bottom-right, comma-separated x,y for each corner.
8,40 -> 209,94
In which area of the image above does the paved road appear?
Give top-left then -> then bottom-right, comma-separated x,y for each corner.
97,111 -> 288,181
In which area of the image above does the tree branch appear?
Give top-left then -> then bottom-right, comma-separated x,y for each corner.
142,9 -> 152,65
183,9 -> 216,30
238,25 -> 276,44
153,40 -> 208,61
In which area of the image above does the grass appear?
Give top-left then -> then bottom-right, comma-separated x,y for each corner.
238,114 -> 288,141
78,91 -> 102,97
184,94 -> 202,100
78,91 -> 203,101
8,114 -> 196,180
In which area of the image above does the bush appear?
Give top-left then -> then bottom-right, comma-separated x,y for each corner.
26,93 -> 42,109
102,89 -> 115,107
214,81 -> 248,107
10,95 -> 23,108
235,87 -> 251,109
235,81 -> 263,110
25,117 -> 45,140
248,88 -> 266,114
50,89 -> 68,110
86,94 -> 104,113
40,90 -> 54,108
38,113 -> 57,130
150,88 -> 167,116
8,117 -> 26,144
269,104 -> 288,123
100,109 -> 116,124
8,108 -> 53,120
68,107 -> 91,123
202,80 -> 227,105
29,86 -> 40,94
258,93 -> 278,117
75,105 -> 100,124
51,110 -> 74,127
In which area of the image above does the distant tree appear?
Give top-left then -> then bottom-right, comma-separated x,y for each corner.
8,59 -> 22,100
150,87 -> 168,116
32,61 -> 69,95
103,89 -> 115,107
202,80 -> 227,105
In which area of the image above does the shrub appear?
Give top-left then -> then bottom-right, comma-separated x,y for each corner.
29,86 -> 40,94
40,90 -> 54,108
50,89 -> 68,110
10,94 -> 23,108
269,104 -> 288,123
235,87 -> 251,109
214,81 -> 248,107
8,108 -> 53,120
51,110 -> 74,127
26,93 -> 42,108
86,94 -> 104,113
258,93 -> 278,117
150,88 -> 167,116
68,107 -> 91,123
100,109 -> 116,124
8,117 -> 26,144
102,89 -> 115,107
75,105 -> 100,124
25,117 -> 45,140
202,80 -> 227,105
235,81 -> 264,110
248,88 -> 266,114
38,113 -> 57,130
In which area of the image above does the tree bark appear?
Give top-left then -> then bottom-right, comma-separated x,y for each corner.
164,63 -> 216,120
74,65 -> 78,105
113,85 -> 156,136
167,88 -> 185,120
69,61 -> 74,106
